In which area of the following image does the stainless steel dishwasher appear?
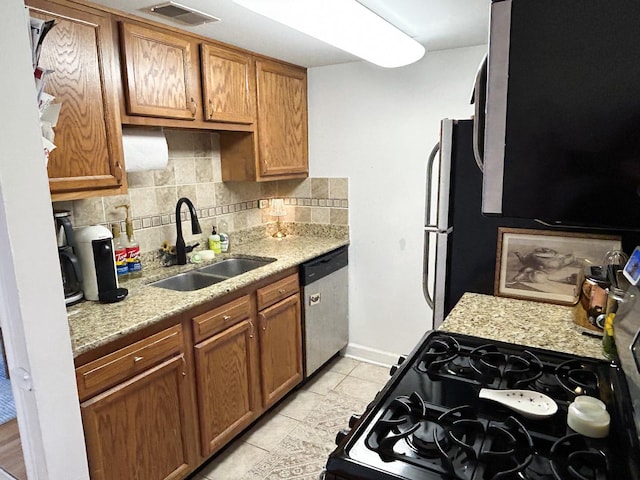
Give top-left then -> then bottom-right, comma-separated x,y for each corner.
300,246 -> 349,377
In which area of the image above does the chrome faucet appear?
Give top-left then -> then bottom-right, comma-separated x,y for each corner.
175,197 -> 202,265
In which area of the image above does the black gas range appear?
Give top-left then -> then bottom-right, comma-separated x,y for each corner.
322,331 -> 640,480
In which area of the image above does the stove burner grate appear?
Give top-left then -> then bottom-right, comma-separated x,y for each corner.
555,361 -> 600,398
550,434 -> 608,480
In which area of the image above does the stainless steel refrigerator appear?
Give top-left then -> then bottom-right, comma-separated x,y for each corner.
423,118 -> 538,327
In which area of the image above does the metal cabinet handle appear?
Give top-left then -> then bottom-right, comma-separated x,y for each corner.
208,99 -> 214,119
180,354 -> 186,377
133,356 -> 144,363
222,315 -> 232,321
190,97 -> 197,117
248,319 -> 255,338
278,289 -> 286,294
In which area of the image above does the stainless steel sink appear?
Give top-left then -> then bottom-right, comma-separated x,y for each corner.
150,271 -> 227,291
197,257 -> 276,277
149,256 -> 276,291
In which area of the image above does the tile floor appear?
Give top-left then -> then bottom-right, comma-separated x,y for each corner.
188,356 -> 392,480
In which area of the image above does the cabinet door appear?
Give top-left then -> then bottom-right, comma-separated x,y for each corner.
201,44 -> 255,124
81,355 -> 195,480
258,293 -> 302,408
120,22 -> 197,120
28,1 -> 125,200
256,60 -> 309,178
194,319 -> 260,456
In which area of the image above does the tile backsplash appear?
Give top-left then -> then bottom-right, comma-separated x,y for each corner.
53,129 -> 348,254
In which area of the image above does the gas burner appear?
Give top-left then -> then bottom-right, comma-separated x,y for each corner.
550,434 -> 608,480
504,350 -> 543,389
532,374 -> 565,398
408,421 -> 448,458
525,455 -> 557,480
416,334 -> 460,374
555,360 -> 600,398
469,344 -> 505,380
478,416 -> 534,480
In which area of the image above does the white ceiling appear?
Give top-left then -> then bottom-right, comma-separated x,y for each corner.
91,0 -> 491,68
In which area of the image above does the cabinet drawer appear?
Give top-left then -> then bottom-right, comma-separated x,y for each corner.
76,324 -> 183,401
257,274 -> 299,310
193,295 -> 251,342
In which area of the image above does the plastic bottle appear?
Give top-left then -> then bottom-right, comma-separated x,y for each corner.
218,219 -> 229,253
117,204 -> 142,277
209,227 -> 221,254
112,223 -> 129,278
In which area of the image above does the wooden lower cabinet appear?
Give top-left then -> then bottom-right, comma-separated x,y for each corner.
194,319 -> 260,456
80,355 -> 195,480
76,270 -> 303,479
258,293 -> 303,408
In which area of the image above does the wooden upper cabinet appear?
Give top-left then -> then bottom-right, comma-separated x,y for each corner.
28,0 -> 125,201
201,44 -> 255,124
256,60 -> 308,178
119,22 -> 197,120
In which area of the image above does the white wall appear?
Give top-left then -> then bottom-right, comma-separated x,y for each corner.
308,45 -> 486,364
0,1 -> 89,478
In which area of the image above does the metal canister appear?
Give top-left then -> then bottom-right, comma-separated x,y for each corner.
581,266 -> 610,328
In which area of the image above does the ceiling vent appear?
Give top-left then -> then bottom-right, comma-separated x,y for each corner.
147,2 -> 220,26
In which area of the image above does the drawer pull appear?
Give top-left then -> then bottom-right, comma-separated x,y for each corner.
133,356 -> 144,363
249,319 -> 255,338
223,315 -> 232,321
278,289 -> 286,294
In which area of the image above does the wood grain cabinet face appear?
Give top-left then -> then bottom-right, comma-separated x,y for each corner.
258,293 -> 303,408
201,44 -> 255,124
120,22 -> 197,120
256,60 -> 309,178
80,356 -> 195,480
28,1 -> 125,200
194,319 -> 260,456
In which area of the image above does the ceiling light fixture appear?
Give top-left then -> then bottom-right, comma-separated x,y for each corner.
232,0 -> 425,68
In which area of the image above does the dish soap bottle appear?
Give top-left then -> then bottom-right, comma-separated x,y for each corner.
209,226 -> 221,254
218,219 -> 229,253
111,223 -> 129,278
117,204 -> 142,278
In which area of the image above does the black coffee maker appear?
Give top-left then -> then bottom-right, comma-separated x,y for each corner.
55,210 -> 83,305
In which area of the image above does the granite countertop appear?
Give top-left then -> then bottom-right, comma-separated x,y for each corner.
67,235 -> 348,357
440,292 -> 605,360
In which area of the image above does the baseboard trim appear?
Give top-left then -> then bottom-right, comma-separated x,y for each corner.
342,343 -> 399,368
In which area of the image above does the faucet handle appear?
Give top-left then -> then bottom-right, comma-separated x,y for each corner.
185,243 -> 200,254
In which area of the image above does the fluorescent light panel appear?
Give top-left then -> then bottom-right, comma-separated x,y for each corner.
232,0 -> 425,68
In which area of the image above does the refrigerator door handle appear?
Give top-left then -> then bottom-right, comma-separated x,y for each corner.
423,229 -> 450,327
424,141 -> 440,229
423,229 -> 435,310
472,55 -> 487,173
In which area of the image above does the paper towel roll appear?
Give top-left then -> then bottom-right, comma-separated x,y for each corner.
122,127 -> 169,172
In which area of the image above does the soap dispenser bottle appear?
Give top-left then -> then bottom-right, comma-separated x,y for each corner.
209,226 -> 221,254
218,219 -> 229,253
117,204 -> 142,277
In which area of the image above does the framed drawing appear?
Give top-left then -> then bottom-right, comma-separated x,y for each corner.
494,228 -> 622,305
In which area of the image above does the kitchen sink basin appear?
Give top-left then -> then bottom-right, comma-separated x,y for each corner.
150,256 -> 276,291
196,257 -> 276,277
150,271 -> 227,292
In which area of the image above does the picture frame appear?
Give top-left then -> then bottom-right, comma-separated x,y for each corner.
494,228 -> 622,305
